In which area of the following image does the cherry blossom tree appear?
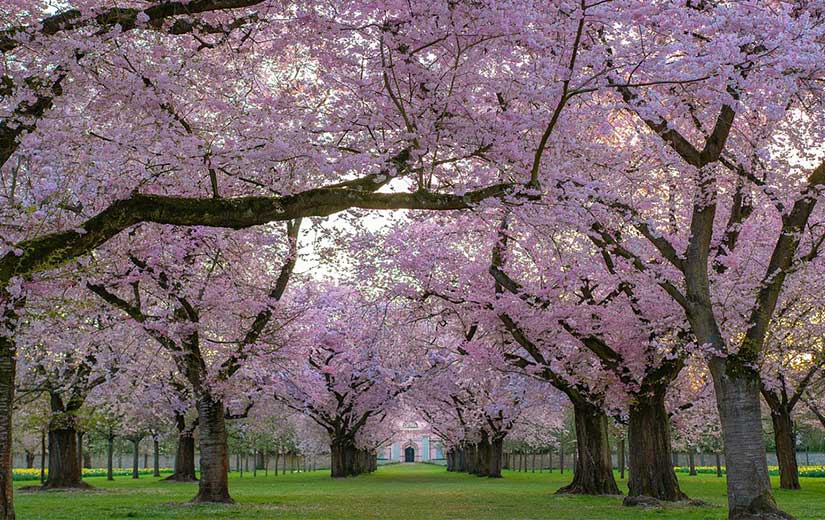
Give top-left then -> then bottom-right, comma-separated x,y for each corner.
261,287 -> 421,478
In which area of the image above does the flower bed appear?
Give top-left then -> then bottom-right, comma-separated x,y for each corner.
674,466 -> 825,478
12,468 -> 174,481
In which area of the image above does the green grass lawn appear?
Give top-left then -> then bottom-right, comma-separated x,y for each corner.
12,463 -> 825,519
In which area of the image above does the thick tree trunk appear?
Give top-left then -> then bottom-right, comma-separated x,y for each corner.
689,451 -> 697,476
330,437 -> 359,478
627,388 -> 686,501
165,432 -> 197,482
43,426 -> 85,489
557,398 -> 620,496
469,434 -> 503,478
770,407 -> 800,491
710,359 -> 792,520
473,437 -> 490,476
0,336 -> 15,520
107,434 -> 114,481
487,437 -> 504,478
193,395 -> 232,503
465,443 -> 478,475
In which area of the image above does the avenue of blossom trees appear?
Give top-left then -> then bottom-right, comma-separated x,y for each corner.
3,1 -> 825,520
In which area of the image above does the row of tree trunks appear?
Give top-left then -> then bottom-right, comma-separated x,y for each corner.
446,434 -> 504,478
329,437 -> 376,478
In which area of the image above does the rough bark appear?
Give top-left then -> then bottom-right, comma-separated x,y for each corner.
557,398 -> 620,496
193,395 -> 232,502
446,449 -> 455,471
0,183 -> 513,286
627,387 -> 686,501
330,437 -> 359,478
770,407 -> 800,491
467,434 -> 503,478
43,426 -> 86,489
487,437 -> 504,478
710,359 -> 793,520
0,335 -> 14,520
165,432 -> 197,482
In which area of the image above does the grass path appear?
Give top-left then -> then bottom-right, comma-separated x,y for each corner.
12,463 -> 825,519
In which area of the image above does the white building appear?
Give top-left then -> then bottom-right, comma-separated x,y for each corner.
380,420 -> 444,463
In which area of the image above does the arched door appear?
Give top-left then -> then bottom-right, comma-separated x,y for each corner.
404,446 -> 415,463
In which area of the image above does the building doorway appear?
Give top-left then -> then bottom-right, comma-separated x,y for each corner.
404,446 -> 415,463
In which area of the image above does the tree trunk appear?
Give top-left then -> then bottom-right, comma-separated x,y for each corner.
39,431 -> 45,484
557,397 -> 620,496
0,336 -> 14,520
153,437 -> 161,477
484,436 -> 504,478
256,450 -> 265,470
131,438 -> 140,479
559,444 -> 564,474
619,438 -> 625,480
627,387 -> 686,501
193,395 -> 232,503
689,451 -> 696,476
710,359 -> 792,520
44,426 -> 85,489
107,434 -> 114,481
164,431 -> 197,481
24,452 -> 34,469
330,437 -> 359,478
716,453 -> 723,478
770,407 -> 800,490
76,431 -> 84,471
